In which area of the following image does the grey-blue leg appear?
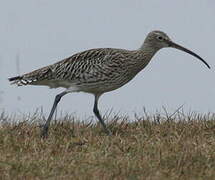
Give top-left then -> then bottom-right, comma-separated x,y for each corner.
93,95 -> 112,135
41,91 -> 67,138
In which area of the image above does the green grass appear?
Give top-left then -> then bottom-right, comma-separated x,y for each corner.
0,111 -> 215,179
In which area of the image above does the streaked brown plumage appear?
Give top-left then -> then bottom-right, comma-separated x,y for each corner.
9,48 -> 153,93
8,30 -> 210,138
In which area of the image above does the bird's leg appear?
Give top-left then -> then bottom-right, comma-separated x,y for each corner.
41,91 -> 67,138
93,95 -> 112,136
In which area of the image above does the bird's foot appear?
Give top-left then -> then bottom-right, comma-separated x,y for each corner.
105,128 -> 113,136
40,125 -> 49,139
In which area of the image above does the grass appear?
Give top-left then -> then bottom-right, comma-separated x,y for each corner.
0,110 -> 215,180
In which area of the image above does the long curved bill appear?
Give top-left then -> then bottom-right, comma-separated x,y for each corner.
168,41 -> 210,69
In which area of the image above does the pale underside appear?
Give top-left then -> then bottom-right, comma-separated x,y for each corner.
30,79 -> 125,94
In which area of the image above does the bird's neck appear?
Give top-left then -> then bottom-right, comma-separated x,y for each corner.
127,44 -> 161,74
139,42 -> 161,55
137,43 -> 160,64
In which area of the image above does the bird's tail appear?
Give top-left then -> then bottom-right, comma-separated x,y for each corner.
8,76 -> 22,82
8,75 -> 31,86
8,65 -> 54,86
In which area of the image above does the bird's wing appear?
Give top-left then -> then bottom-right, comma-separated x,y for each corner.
8,48 -> 126,87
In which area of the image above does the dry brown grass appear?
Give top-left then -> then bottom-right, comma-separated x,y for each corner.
0,110 -> 215,180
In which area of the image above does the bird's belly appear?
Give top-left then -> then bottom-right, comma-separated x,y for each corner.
71,75 -> 136,94
32,69 -> 139,94
31,80 -> 74,89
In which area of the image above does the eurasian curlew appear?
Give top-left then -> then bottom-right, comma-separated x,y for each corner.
9,31 -> 210,138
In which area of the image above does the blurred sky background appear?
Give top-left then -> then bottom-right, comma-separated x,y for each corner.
0,0 -> 215,119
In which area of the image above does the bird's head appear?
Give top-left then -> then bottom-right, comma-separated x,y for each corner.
143,30 -> 210,69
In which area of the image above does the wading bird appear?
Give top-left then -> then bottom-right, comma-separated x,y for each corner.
9,31 -> 210,138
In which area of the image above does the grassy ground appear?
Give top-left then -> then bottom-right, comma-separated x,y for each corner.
0,110 -> 215,180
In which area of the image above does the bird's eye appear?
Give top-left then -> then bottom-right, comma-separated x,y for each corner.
157,36 -> 163,41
